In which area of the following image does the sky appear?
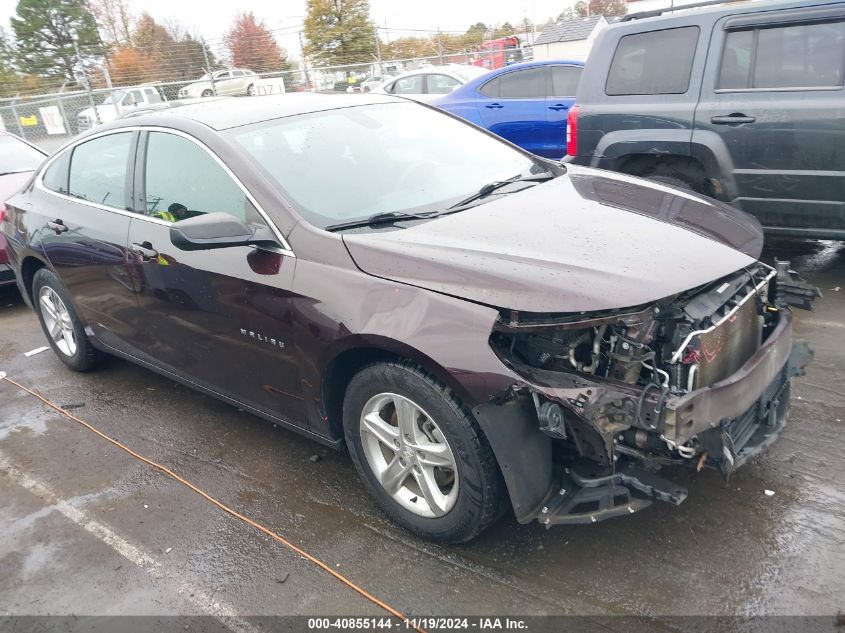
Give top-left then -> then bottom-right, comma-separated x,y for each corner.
0,0 -> 579,60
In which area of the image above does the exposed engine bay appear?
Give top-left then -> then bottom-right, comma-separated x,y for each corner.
487,261 -> 817,526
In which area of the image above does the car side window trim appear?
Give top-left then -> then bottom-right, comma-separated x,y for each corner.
63,130 -> 137,211
34,126 -> 294,257
723,6 -> 845,31
715,13 -> 845,92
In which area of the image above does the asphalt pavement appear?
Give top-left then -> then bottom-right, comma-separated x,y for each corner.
1,237 -> 843,631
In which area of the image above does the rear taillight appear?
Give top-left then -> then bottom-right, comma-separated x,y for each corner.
566,105 -> 579,157
0,204 -> 6,225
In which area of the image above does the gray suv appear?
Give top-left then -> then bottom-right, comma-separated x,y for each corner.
566,0 -> 845,239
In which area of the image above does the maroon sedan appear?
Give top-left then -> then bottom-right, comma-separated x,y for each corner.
2,94 -> 815,542
0,132 -> 45,286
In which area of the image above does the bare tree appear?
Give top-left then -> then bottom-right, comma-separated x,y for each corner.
89,0 -> 134,45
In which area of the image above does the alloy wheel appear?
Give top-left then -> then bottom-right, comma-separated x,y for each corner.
39,287 -> 77,357
359,392 -> 459,518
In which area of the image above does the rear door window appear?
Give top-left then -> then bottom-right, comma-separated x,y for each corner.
606,26 -> 700,95
478,76 -> 500,97
426,74 -> 461,94
718,19 -> 845,89
68,132 -> 133,208
550,65 -> 582,96
498,67 -> 546,98
390,75 -> 424,94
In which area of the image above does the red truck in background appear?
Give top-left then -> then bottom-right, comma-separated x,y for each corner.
474,36 -> 525,70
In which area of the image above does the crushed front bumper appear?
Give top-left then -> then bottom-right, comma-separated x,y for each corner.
524,313 -> 812,527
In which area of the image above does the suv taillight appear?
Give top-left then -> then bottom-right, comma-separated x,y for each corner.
566,105 -> 579,157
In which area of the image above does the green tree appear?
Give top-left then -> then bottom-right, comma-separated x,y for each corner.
11,0 -> 105,81
560,0 -> 626,19
131,14 -> 212,82
304,0 -> 377,67
0,28 -> 22,94
493,22 -> 515,38
382,36 -> 434,60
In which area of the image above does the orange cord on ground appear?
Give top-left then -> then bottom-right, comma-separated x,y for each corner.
1,374 -> 424,633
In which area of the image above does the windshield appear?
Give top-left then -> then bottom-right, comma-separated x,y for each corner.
228,102 -> 536,229
452,66 -> 489,81
0,135 -> 44,173
102,90 -> 125,104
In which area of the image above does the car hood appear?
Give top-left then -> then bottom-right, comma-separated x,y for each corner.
342,166 -> 764,313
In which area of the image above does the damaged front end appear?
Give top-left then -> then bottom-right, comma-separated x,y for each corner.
481,261 -> 817,527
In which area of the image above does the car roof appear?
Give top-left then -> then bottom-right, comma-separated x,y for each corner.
442,59 -> 585,95
390,64 -> 478,79
107,92 -> 405,131
490,59 -> 585,72
613,0 -> 841,28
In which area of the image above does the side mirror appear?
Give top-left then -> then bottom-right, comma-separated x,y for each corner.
170,212 -> 262,251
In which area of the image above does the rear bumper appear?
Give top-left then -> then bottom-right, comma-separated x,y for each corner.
0,263 -> 15,287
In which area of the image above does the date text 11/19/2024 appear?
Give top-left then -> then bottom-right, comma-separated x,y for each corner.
307,617 -> 529,630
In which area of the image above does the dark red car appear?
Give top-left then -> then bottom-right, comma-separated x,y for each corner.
2,94 -> 815,542
0,132 -> 46,286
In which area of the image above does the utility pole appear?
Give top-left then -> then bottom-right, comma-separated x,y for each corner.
298,32 -> 311,90
436,27 -> 444,65
201,39 -> 216,96
102,63 -> 120,117
374,27 -> 382,74
74,39 -> 100,125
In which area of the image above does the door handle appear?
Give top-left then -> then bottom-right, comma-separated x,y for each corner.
711,114 -> 756,125
548,104 -> 570,111
485,103 -> 503,109
130,242 -> 159,261
47,219 -> 67,234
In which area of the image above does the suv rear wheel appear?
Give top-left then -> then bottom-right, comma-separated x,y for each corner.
343,361 -> 505,543
645,173 -> 695,192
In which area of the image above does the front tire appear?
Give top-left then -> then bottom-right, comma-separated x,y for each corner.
246,83 -> 254,96
201,89 -> 214,97
32,268 -> 102,372
343,361 -> 505,543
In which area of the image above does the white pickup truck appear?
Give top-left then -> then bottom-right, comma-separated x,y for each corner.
77,86 -> 166,132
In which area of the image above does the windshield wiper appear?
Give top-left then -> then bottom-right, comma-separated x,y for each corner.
324,210 -> 438,232
446,171 -> 555,211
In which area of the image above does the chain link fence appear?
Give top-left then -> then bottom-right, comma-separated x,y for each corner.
0,49 -> 515,154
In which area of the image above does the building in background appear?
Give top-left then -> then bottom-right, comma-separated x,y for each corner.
533,16 -> 607,61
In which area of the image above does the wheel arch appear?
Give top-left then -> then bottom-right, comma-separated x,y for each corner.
319,335 -> 478,442
614,152 -> 714,197
19,254 -> 49,303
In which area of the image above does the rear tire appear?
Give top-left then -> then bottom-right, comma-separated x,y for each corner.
343,361 -> 505,543
645,173 -> 695,192
32,269 -> 102,372
246,84 -> 254,96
